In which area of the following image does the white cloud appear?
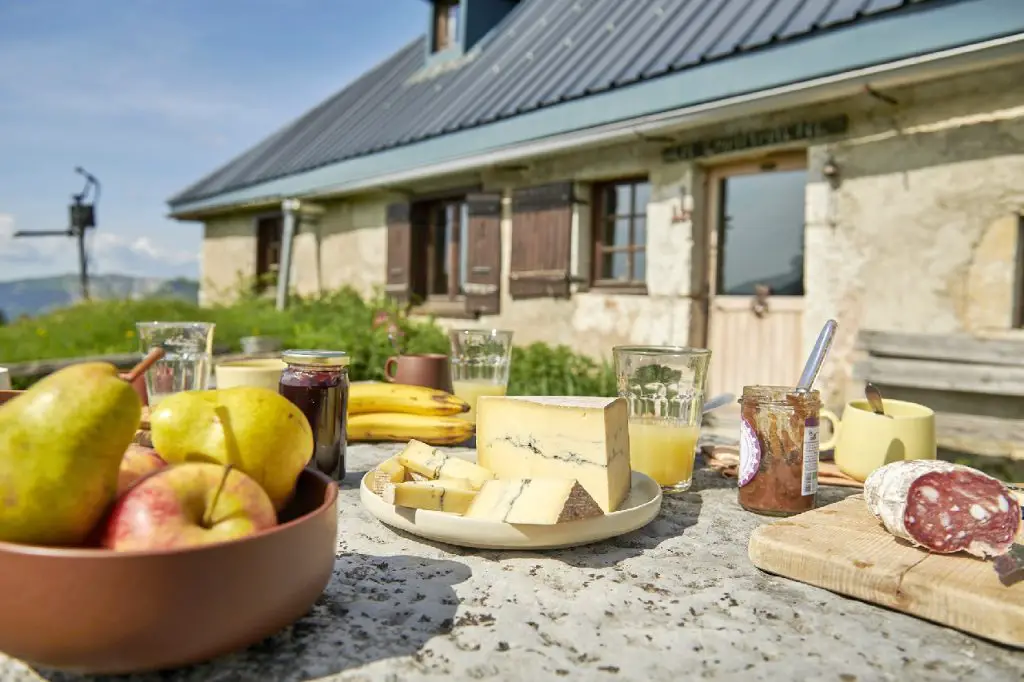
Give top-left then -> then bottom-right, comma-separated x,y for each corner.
0,214 -> 197,281
91,232 -> 199,272
0,213 -> 75,273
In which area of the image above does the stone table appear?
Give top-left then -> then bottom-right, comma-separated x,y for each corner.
3,444 -> 1023,682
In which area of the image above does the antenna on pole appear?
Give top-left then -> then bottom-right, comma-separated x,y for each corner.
14,167 -> 101,301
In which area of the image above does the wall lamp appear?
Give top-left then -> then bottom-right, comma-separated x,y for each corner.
672,189 -> 695,223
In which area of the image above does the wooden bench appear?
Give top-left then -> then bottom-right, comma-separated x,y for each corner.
853,330 -> 1024,461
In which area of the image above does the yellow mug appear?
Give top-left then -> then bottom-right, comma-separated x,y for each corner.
820,399 -> 937,482
214,358 -> 287,392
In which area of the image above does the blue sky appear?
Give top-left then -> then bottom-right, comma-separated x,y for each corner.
0,0 -> 427,282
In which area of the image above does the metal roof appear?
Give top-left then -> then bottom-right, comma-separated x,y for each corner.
169,0 -> 963,208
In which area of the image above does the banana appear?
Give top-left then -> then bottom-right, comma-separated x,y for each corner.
348,382 -> 470,417
347,412 -> 475,446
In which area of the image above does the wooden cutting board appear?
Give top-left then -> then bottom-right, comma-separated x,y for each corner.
748,495 -> 1024,648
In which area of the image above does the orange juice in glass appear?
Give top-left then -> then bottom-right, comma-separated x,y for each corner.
613,345 -> 711,493
449,329 -> 513,423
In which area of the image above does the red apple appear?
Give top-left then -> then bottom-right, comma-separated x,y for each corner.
117,444 -> 167,496
101,462 -> 277,552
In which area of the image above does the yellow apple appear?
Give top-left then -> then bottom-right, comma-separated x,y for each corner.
149,387 -> 313,509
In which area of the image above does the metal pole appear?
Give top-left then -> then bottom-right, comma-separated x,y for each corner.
76,227 -> 90,300
275,199 -> 300,311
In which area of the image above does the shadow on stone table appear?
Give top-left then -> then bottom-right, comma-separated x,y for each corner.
31,553 -> 471,682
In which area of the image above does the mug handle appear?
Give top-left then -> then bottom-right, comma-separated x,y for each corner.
384,357 -> 399,383
819,408 -> 841,452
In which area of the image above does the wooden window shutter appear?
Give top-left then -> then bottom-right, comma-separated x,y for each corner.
464,193 -> 502,315
509,181 -> 574,299
385,202 -> 412,304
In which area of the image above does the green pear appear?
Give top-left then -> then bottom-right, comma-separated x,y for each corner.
0,362 -> 142,546
150,387 -> 313,510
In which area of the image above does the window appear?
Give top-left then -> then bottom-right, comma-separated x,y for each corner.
715,168 -> 806,296
386,194 -> 503,316
432,0 -> 460,53
255,214 -> 283,291
592,178 -> 650,287
424,198 -> 469,300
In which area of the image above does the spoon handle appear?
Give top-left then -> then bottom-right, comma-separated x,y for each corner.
796,319 -> 838,393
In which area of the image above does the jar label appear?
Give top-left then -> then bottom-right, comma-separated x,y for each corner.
738,417 -> 761,487
802,416 -> 820,496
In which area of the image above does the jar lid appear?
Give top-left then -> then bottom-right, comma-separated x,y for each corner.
281,349 -> 350,367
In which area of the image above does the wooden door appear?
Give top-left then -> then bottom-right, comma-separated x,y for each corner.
701,154 -> 809,404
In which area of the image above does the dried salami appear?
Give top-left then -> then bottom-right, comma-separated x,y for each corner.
864,460 -> 1021,559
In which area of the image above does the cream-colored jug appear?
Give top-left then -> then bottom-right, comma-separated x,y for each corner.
820,399 -> 936,482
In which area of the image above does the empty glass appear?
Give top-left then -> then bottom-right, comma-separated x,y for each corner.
136,322 -> 215,407
448,329 -> 513,423
613,345 -> 712,493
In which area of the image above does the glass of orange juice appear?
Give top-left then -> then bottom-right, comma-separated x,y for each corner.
448,329 -> 514,423
613,345 -> 712,493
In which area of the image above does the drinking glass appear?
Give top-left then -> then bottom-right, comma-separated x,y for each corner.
613,345 -> 712,493
136,322 -> 216,406
448,329 -> 514,423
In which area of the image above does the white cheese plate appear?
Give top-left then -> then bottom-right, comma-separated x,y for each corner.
359,471 -> 663,550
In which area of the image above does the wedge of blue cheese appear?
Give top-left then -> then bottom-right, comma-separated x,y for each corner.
381,480 -> 478,514
465,478 -> 604,524
476,396 -> 632,513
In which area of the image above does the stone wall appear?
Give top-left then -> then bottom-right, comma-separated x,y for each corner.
200,212 -> 260,305
803,60 -> 1024,405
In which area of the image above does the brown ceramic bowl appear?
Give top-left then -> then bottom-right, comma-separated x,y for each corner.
0,468 -> 339,674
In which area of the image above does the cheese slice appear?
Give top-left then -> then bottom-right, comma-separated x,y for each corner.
465,478 -> 604,524
398,439 -> 495,490
381,480 -> 478,514
368,456 -> 407,494
476,396 -> 632,513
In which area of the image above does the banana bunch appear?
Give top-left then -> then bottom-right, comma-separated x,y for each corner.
347,383 -> 474,446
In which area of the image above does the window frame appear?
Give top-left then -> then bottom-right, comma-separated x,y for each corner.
405,194 -> 480,319
424,197 -> 467,302
591,176 -> 650,292
254,213 -> 283,293
432,0 -> 460,53
706,155 -> 808,299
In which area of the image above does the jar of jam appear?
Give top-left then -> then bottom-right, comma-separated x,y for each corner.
278,350 -> 350,481
737,385 -> 821,517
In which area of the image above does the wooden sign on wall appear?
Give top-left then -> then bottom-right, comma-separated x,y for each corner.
662,115 -> 849,163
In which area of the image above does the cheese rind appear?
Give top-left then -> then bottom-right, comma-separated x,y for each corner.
465,478 -> 604,524
377,455 -> 406,479
398,439 -> 495,490
476,396 -> 632,513
382,480 -> 478,514
369,456 -> 407,494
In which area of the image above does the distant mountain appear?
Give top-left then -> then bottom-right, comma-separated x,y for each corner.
0,275 -> 199,319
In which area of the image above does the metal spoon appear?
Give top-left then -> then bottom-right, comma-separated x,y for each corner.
795,319 -> 838,393
702,393 -> 735,414
864,382 -> 892,418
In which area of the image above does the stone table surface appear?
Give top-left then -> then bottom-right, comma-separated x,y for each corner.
3,443 -> 1023,682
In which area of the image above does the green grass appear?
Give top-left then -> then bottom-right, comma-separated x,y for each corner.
0,287 -> 616,396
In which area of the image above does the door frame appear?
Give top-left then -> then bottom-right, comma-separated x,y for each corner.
689,151 -> 809,348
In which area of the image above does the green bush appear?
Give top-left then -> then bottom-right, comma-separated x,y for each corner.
0,287 -> 615,397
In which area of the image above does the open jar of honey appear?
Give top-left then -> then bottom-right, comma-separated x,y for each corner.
737,385 -> 821,517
